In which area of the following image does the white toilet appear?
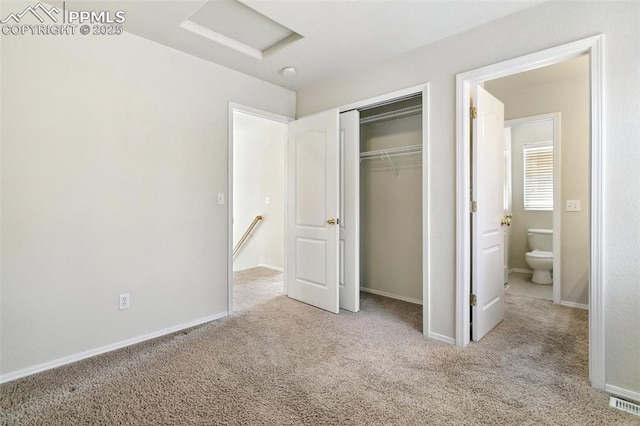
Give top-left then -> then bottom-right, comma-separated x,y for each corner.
525,228 -> 553,284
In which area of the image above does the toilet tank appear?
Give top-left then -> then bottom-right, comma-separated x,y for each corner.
527,229 -> 553,251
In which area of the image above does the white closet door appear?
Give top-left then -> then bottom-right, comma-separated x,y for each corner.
339,110 -> 360,312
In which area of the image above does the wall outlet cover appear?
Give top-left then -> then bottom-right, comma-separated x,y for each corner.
119,294 -> 130,310
566,200 -> 581,212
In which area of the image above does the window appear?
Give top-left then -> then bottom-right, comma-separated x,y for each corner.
523,142 -> 553,210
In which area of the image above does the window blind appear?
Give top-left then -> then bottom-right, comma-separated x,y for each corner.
523,142 -> 553,210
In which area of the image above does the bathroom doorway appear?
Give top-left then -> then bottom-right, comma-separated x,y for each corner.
484,55 -> 590,310
501,114 -> 559,303
456,35 -> 604,389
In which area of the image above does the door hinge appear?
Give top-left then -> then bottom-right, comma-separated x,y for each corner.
471,106 -> 477,119
471,201 -> 477,213
470,294 -> 477,306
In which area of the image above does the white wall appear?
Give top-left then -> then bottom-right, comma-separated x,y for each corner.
486,65 -> 590,306
0,24 -> 295,378
297,1 -> 640,396
232,112 -> 286,271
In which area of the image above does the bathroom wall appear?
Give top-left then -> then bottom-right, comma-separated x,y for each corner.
485,55 -> 590,306
360,112 -> 423,303
233,112 -> 287,272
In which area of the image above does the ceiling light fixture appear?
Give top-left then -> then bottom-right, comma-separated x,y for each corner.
281,67 -> 296,77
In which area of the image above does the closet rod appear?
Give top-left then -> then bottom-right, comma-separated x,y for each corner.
360,105 -> 422,125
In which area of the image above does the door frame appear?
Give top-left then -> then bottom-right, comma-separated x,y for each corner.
227,103 -> 293,314
339,83 -> 432,338
504,112 -> 562,304
454,35 -> 604,389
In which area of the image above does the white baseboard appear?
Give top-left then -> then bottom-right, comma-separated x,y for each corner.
429,332 -> 455,345
360,286 -> 422,305
606,384 -> 640,403
258,263 -> 284,272
0,312 -> 228,384
509,268 -> 533,274
560,301 -> 589,310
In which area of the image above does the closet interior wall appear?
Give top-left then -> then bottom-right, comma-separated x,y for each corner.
359,97 -> 423,304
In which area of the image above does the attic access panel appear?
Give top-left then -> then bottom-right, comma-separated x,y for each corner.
182,0 -> 302,59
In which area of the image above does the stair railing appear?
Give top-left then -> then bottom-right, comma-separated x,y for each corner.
233,215 -> 263,258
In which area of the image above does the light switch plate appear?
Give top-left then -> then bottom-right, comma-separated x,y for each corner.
217,192 -> 225,205
566,200 -> 581,212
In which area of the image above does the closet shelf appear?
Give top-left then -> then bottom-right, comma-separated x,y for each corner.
360,105 -> 422,125
360,144 -> 422,160
360,144 -> 422,176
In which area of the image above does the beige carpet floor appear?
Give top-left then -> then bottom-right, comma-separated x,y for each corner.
233,267 -> 284,313
1,268 -> 637,425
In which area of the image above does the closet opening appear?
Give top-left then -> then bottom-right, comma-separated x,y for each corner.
355,94 -> 423,330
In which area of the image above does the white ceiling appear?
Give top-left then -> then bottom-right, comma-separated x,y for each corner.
62,0 -> 545,91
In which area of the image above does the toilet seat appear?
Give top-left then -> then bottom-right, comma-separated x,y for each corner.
526,250 -> 553,259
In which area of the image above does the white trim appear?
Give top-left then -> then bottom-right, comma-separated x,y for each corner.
606,385 -> 640,404
257,263 -> 284,272
422,84 -> 431,338
505,112 -> 562,304
560,301 -> 589,310
0,312 -> 227,384
338,84 -> 427,113
227,103 -> 293,315
455,35 -> 605,390
180,20 -> 263,60
229,103 -> 293,124
360,286 -> 422,306
429,332 -> 456,345
588,34 -> 606,393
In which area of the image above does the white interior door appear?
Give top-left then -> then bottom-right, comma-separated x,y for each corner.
286,109 -> 340,313
338,111 -> 360,312
471,85 -> 506,341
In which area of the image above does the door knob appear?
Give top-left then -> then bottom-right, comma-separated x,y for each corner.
506,214 -> 513,219
501,218 -> 512,226
327,218 -> 339,225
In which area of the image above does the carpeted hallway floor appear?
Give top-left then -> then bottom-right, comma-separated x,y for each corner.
1,267 -> 637,425
232,267 -> 284,313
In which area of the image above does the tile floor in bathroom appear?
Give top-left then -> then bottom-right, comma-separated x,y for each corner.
504,271 -> 552,301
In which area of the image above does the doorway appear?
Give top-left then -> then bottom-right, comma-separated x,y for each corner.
501,113 -> 562,304
455,35 -> 605,389
227,104 -> 291,313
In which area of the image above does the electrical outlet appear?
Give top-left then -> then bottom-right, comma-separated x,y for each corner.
119,293 -> 130,310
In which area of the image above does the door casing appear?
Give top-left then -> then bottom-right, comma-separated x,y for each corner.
455,35 -> 604,390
